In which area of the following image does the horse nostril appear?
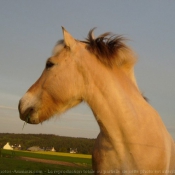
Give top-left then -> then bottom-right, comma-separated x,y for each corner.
26,107 -> 34,116
29,107 -> 34,112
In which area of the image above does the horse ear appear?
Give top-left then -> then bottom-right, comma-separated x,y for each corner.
62,26 -> 76,48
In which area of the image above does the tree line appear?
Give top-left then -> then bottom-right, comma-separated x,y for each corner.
0,133 -> 95,154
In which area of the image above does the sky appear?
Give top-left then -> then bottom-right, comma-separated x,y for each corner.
0,0 -> 175,139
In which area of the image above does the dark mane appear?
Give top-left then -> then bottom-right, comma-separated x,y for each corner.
84,28 -> 137,67
53,29 -> 137,68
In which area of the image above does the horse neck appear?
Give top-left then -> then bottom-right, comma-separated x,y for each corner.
83,60 -> 147,143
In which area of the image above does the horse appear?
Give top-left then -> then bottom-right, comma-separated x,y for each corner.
18,27 -> 175,174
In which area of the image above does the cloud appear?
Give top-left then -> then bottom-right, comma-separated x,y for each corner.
0,105 -> 17,110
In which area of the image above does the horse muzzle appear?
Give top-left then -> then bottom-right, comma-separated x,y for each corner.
18,95 -> 40,124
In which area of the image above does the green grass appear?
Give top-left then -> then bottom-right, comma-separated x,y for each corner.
1,149 -> 91,166
0,149 -> 94,175
0,157 -> 94,175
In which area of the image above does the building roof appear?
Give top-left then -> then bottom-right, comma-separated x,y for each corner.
3,142 -> 13,150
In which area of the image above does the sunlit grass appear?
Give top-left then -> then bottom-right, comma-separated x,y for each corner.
33,151 -> 92,158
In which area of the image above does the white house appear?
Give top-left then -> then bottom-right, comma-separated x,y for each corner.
51,147 -> 56,152
70,148 -> 77,154
3,142 -> 13,150
12,144 -> 21,150
27,146 -> 43,151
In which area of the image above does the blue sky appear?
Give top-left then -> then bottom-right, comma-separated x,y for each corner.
0,0 -> 174,139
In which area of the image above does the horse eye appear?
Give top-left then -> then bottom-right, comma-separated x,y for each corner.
46,61 -> 54,69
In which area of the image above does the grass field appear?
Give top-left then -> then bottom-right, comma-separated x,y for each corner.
0,149 -> 94,175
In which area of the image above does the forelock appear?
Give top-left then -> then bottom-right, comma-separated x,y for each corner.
52,40 -> 65,56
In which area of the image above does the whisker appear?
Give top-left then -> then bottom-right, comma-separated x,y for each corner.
22,114 -> 30,130
22,121 -> 26,130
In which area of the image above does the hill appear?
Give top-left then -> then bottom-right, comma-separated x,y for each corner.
0,133 -> 95,154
